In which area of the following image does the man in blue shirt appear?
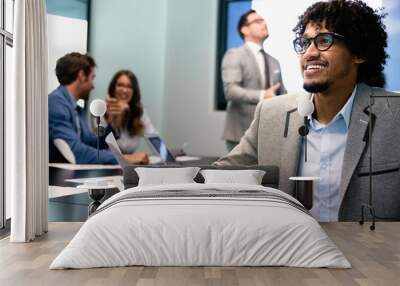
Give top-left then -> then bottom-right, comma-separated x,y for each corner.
49,52 -> 149,164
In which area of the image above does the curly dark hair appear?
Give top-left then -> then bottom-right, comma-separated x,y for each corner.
293,0 -> 388,87
108,70 -> 144,136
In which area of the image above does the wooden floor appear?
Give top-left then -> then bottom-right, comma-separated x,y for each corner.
0,222 -> 399,286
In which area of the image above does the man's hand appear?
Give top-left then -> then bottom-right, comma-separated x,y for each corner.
263,83 -> 281,99
122,152 -> 149,165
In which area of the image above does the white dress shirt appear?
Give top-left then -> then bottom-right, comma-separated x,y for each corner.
299,86 -> 357,222
245,41 -> 266,100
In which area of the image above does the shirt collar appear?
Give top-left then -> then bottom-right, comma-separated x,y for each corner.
308,85 -> 357,129
339,85 -> 357,128
245,41 -> 263,53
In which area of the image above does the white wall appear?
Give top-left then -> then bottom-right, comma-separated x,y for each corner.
253,0 -> 316,93
162,0 -> 226,156
47,14 -> 88,93
89,0 -> 167,132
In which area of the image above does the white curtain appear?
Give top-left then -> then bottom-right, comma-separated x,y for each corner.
7,0 -> 48,242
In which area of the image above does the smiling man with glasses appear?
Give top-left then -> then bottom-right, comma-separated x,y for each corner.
216,0 -> 400,222
221,9 -> 287,152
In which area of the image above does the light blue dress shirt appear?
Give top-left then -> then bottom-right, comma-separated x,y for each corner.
299,86 -> 357,222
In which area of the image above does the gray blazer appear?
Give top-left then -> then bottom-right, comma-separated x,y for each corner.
222,45 -> 286,142
216,83 -> 400,221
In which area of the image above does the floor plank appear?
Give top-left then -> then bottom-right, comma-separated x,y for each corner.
0,222 -> 399,286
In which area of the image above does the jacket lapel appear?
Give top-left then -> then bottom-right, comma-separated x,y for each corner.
243,45 -> 263,88
339,83 -> 371,205
279,98 -> 304,195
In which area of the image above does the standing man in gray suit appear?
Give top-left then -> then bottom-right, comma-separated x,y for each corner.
222,9 -> 287,151
216,0 -> 399,222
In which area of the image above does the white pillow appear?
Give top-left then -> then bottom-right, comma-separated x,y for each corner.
135,167 -> 200,186
200,169 -> 266,185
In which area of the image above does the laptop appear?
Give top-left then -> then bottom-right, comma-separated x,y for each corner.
144,134 -> 176,163
105,133 -> 176,165
105,133 -> 129,167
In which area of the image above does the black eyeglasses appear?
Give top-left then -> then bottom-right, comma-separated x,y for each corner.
245,18 -> 265,26
293,32 -> 345,54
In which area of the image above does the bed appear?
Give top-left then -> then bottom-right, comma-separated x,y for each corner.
50,166 -> 350,269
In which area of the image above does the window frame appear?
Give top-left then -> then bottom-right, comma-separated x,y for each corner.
215,0 -> 251,111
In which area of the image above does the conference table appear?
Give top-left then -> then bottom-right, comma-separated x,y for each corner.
49,166 -> 121,222
48,156 -> 219,222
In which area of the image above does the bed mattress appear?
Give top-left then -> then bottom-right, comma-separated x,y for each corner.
50,183 -> 350,269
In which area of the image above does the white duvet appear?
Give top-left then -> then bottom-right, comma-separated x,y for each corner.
50,183 -> 351,269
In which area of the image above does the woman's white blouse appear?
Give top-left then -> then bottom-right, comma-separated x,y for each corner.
116,110 -> 157,154
95,109 -> 157,154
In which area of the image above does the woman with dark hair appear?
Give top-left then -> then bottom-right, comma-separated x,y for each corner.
105,70 -> 157,155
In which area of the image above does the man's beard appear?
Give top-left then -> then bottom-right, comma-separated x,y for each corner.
80,90 -> 90,101
303,82 -> 329,93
